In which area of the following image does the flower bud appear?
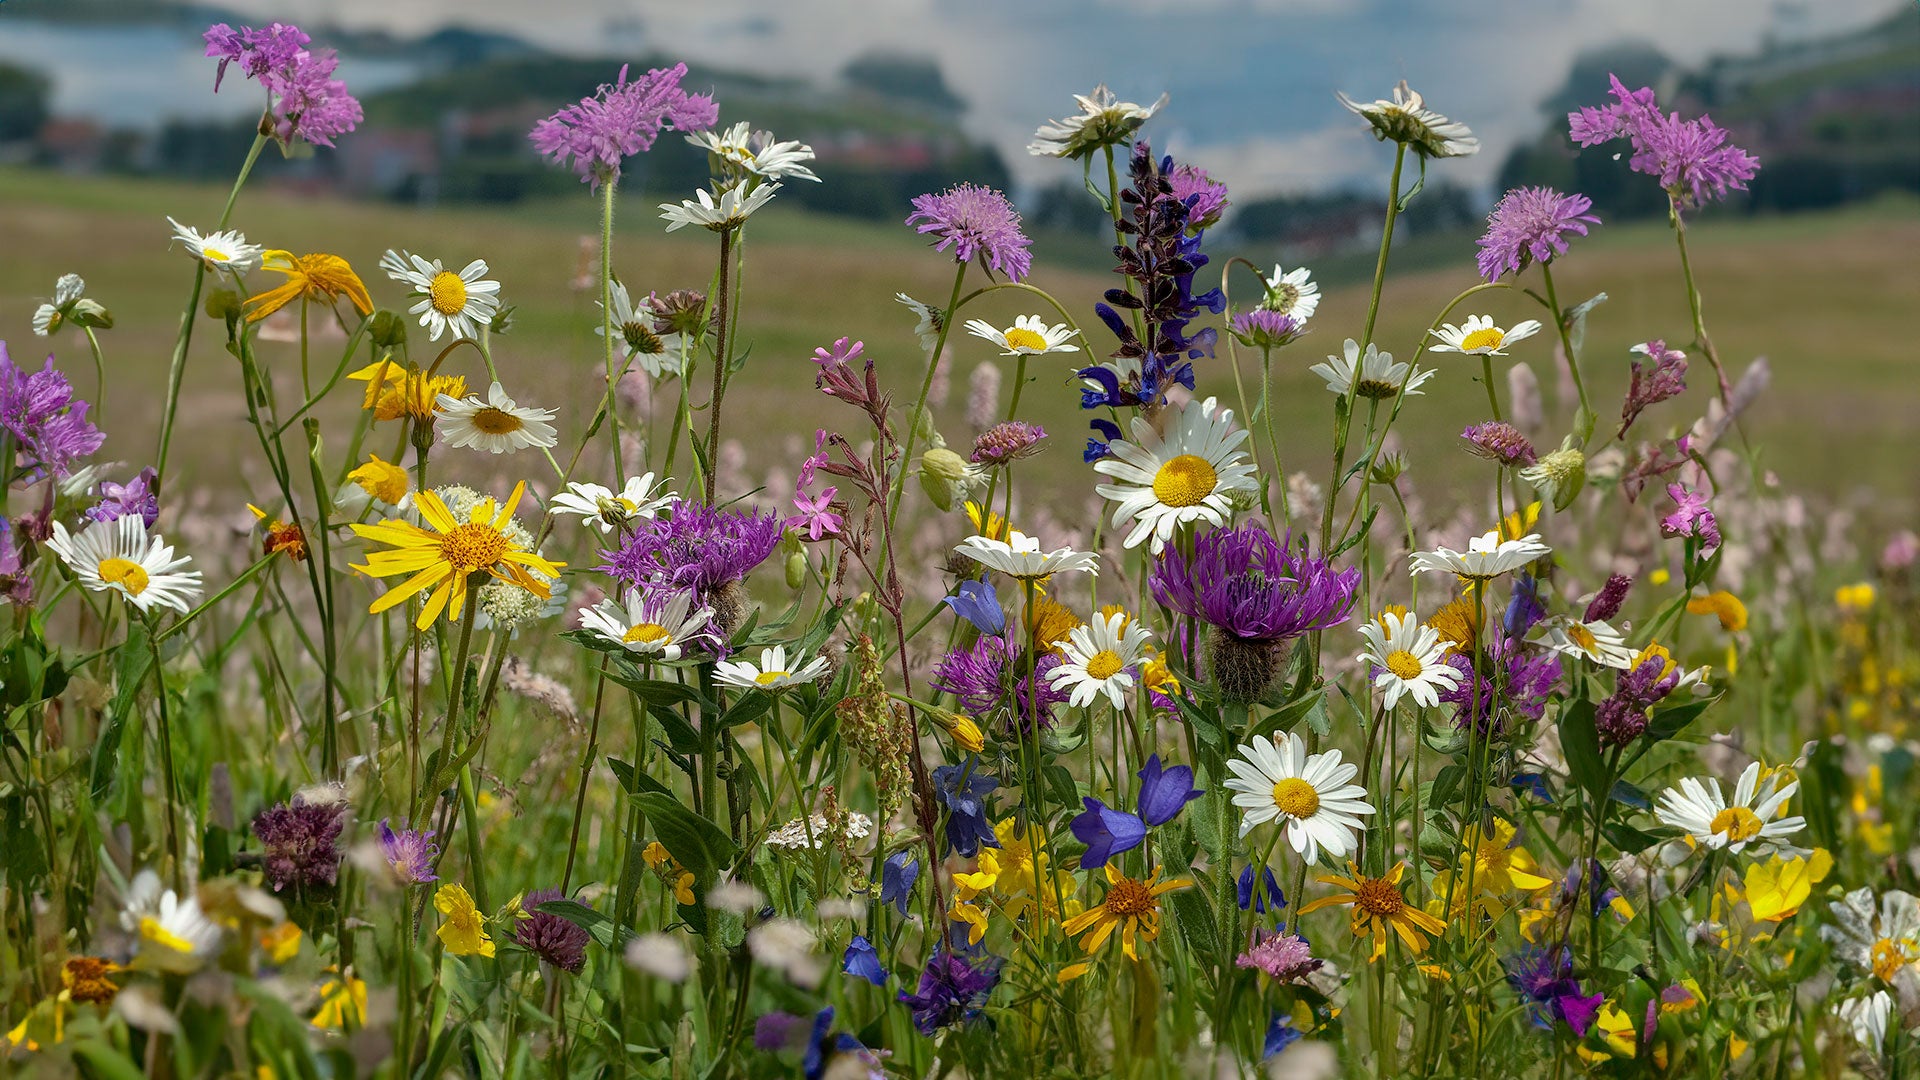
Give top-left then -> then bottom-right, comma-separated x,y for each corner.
369,310 -> 408,348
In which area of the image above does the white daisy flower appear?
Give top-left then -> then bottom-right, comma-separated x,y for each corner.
550,473 -> 674,534
954,530 -> 1098,581
1428,315 -> 1541,357
597,281 -> 690,379
1221,731 -> 1374,860
32,273 -> 88,336
1092,396 -> 1258,553
1823,888 -> 1920,985
47,516 -> 202,615
120,870 -> 222,973
688,121 -> 820,183
1409,530 -> 1551,581
964,314 -> 1079,357
579,589 -> 715,660
1653,761 -> 1805,857
1337,80 -> 1479,158
167,217 -> 262,275
380,250 -> 501,342
1047,610 -> 1152,710
1028,84 -> 1168,159
435,381 -> 559,455
1308,338 -> 1434,400
1356,611 -> 1462,710
660,182 -> 780,233
1838,991 -> 1892,1051
1261,263 -> 1320,322
896,293 -> 944,357
1528,614 -> 1638,669
714,645 -> 831,692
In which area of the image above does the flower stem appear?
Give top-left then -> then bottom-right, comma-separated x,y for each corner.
701,227 -> 738,497
1537,262 -> 1592,434
599,177 -> 625,486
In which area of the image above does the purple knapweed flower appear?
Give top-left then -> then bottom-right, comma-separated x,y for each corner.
970,421 -> 1046,466
1476,186 -> 1600,281
1237,930 -> 1322,983
1660,483 -> 1720,553
1620,339 -> 1688,438
905,183 -> 1033,282
898,946 -> 1004,1035
1228,309 -> 1303,350
930,634 -> 1069,733
529,63 -> 718,189
1584,573 -> 1633,624
1168,163 -> 1229,231
517,888 -> 591,973
1503,946 -> 1604,1036
601,499 -> 782,602
86,468 -> 160,528
1150,523 -> 1358,643
1461,421 -> 1537,467
1569,75 -> 1760,210
0,519 -> 31,606
252,791 -> 348,892
377,819 -> 438,886
0,344 -> 106,482
204,22 -> 361,148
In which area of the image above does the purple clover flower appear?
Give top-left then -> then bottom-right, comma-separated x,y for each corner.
1476,186 -> 1600,282
898,945 -> 1004,1035
905,183 -> 1033,282
1660,483 -> 1720,553
203,22 -> 361,148
1620,340 -> 1688,438
601,499 -> 782,602
1461,421 -> 1537,467
1168,163 -> 1229,231
86,468 -> 160,528
970,421 -> 1046,466
529,63 -> 718,189
377,819 -> 438,885
1583,574 -> 1633,624
0,344 -> 106,482
1149,523 -> 1358,643
252,792 -> 348,892
1236,930 -> 1321,982
517,888 -> 590,973
1569,75 -> 1760,210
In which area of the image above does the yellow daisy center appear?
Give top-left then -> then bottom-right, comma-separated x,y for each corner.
1459,327 -> 1506,351
1002,326 -> 1049,352
1871,938 -> 1911,982
755,670 -> 790,686
1353,877 -> 1405,918
1567,623 -> 1599,654
1271,777 -> 1321,819
203,247 -> 232,263
623,623 -> 670,645
1085,649 -> 1125,681
428,270 -> 468,315
1709,806 -> 1763,843
139,916 -> 194,954
439,522 -> 509,574
1151,454 -> 1218,508
1384,649 -> 1424,680
1103,876 -> 1157,917
98,557 -> 150,596
470,407 -> 524,436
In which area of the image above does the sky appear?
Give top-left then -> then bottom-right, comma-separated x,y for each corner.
3,0 -> 1904,199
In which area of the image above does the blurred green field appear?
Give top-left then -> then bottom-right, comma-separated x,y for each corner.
1,166 -> 1914,521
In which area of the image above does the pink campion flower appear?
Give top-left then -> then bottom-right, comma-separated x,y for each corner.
1569,74 -> 1759,211
529,63 -> 718,190
1619,340 -> 1688,437
203,22 -> 361,148
1882,530 -> 1918,572
1660,483 -> 1721,553
785,486 -> 842,542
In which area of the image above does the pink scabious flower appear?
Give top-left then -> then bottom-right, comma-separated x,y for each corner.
1168,164 -> 1229,231
1569,75 -> 1759,211
1619,340 -> 1688,438
970,421 -> 1046,466
905,183 -> 1033,282
203,22 -> 361,148
0,343 -> 106,482
1660,483 -> 1721,553
529,63 -> 718,190
1235,930 -> 1322,983
1461,421 -> 1537,467
1228,309 -> 1303,350
1476,186 -> 1600,281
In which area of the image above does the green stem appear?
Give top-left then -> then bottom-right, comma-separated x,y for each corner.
883,262 -> 969,531
599,176 -> 624,486
701,227 -> 738,496
1537,262 -> 1591,433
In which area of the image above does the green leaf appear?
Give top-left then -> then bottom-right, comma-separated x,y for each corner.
1563,291 -> 1609,360
1557,699 -> 1609,803
537,897 -> 633,951
1429,763 -> 1467,809
1603,821 -> 1670,854
648,704 -> 702,756
1644,695 -> 1717,744
91,629 -> 154,800
605,669 -> 711,710
1250,686 -> 1326,742
633,791 -> 736,889
71,1041 -> 148,1080
717,691 -> 773,731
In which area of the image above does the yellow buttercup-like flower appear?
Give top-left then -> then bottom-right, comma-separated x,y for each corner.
1687,590 -> 1748,632
433,884 -> 494,957
1740,848 -> 1832,923
246,250 -> 373,323
350,482 -> 561,630
310,970 -> 368,1029
1836,582 -> 1876,614
349,454 -> 411,505
1499,500 -> 1541,542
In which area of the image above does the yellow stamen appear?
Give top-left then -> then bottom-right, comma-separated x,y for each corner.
439,523 -> 509,574
470,407 -> 524,435
623,623 -> 670,645
1710,806 -> 1763,843
1002,327 -> 1048,351
1384,649 -> 1423,680
429,270 -> 468,315
754,670 -> 790,686
1151,454 -> 1218,508
1085,649 -> 1124,681
1459,327 -> 1505,351
1271,777 -> 1321,819
98,557 -> 150,596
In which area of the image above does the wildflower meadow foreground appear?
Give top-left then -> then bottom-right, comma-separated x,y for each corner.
3,23 -> 1917,1080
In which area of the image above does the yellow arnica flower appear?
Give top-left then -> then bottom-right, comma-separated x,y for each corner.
1025,592 -> 1081,656
935,711 -> 986,753
246,250 -> 373,323
1060,865 -> 1192,971
1687,590 -> 1747,632
643,842 -> 696,904
433,884 -> 494,957
349,453 -> 410,505
1499,500 -> 1541,542
950,849 -> 1000,945
310,971 -> 367,1029
1836,582 -> 1876,614
1433,819 -> 1553,918
259,922 -> 303,964
1740,848 -> 1832,923
350,482 -> 562,630
350,360 -> 467,423
1427,596 -> 1481,655
1298,861 -> 1447,962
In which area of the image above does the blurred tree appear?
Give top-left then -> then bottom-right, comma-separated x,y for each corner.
0,63 -> 52,143
841,53 -> 964,115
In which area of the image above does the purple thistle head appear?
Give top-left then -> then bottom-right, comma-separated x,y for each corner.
1228,309 -> 1303,350
0,344 -> 106,482
1461,421 -> 1537,467
377,819 -> 438,886
1235,930 -> 1322,983
252,791 -> 348,892
204,22 -> 360,148
970,421 -> 1046,466
529,63 -> 718,190
1168,164 -> 1229,231
1659,483 -> 1720,553
905,183 -> 1033,282
898,945 -> 1004,1035
930,634 -> 1070,734
1619,340 -> 1688,438
517,888 -> 590,973
601,499 -> 782,611
1569,75 -> 1759,211
1150,523 -> 1358,643
86,468 -> 160,528
1476,186 -> 1599,282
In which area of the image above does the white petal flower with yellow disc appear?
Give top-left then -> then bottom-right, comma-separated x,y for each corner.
381,250 -> 501,342
1356,611 -> 1461,710
1222,731 -> 1374,860
1093,396 -> 1257,553
1047,610 -> 1152,710
1428,315 -> 1541,357
964,315 -> 1079,357
435,382 -> 558,455
47,516 -> 203,615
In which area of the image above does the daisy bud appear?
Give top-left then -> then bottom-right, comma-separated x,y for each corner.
205,288 -> 244,322
369,309 -> 408,348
